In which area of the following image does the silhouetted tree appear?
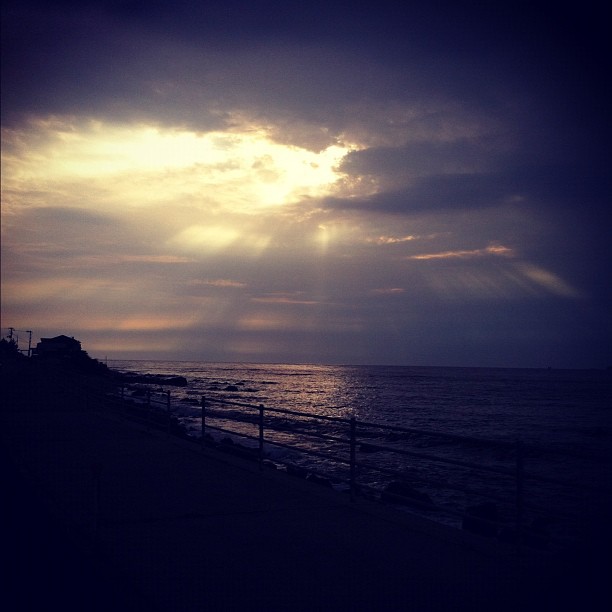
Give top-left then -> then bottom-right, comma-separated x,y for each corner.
0,338 -> 24,362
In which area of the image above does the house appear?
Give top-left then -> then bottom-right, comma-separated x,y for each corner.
34,335 -> 83,358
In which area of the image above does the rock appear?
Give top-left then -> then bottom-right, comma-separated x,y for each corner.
181,398 -> 200,405
306,473 -> 333,488
285,464 -> 308,479
219,437 -> 258,461
224,385 -> 239,392
121,373 -> 188,386
164,376 -> 188,386
380,481 -> 433,508
200,433 -> 216,446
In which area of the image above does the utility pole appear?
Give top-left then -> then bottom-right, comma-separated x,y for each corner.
6,327 -> 33,357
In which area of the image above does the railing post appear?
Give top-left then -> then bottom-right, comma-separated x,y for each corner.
201,396 -> 206,448
166,390 -> 171,436
350,417 -> 357,502
145,389 -> 152,431
91,463 -> 101,540
515,439 -> 524,546
258,404 -> 265,471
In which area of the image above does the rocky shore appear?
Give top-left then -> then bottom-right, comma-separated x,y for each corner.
117,371 -> 188,387
1,350 -> 607,611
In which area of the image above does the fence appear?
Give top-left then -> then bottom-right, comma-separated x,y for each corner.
198,396 -> 611,550
105,385 -> 610,551
113,385 -> 177,435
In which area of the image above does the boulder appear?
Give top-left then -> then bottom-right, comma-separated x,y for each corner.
181,398 -> 200,405
380,481 -> 433,508
121,373 -> 188,386
164,376 -> 188,386
285,464 -> 308,479
219,438 -> 258,461
306,473 -> 333,488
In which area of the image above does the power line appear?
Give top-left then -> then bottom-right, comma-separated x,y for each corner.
5,327 -> 33,357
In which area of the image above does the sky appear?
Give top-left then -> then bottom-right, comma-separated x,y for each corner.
2,0 -> 611,368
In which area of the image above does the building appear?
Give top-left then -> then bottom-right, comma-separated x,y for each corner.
34,335 -> 83,358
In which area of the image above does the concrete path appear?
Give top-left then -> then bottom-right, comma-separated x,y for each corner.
1,398 -> 608,611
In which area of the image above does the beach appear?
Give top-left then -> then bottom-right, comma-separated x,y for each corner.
2,359 -> 609,611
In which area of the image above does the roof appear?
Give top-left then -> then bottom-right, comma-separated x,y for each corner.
39,335 -> 80,344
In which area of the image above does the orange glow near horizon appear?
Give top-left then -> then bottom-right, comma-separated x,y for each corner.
1,115 -> 587,365
408,244 -> 514,260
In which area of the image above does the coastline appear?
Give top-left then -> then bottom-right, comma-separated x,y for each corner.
2,358 -> 609,610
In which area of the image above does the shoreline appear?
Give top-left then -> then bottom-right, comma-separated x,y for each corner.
6,357 -> 612,547
2,358 -> 610,610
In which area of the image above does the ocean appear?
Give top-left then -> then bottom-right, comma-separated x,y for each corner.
109,361 -> 612,546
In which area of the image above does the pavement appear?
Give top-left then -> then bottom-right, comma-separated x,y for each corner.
1,370 -> 609,611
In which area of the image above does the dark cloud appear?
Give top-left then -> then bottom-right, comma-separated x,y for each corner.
335,123 -> 611,215
4,0 -> 609,131
324,176 -> 504,214
30,206 -> 115,225
325,163 -> 609,216
339,141 -> 489,181
2,0 -> 611,367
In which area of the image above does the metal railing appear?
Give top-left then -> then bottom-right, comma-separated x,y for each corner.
197,395 -> 611,551
100,384 -> 610,551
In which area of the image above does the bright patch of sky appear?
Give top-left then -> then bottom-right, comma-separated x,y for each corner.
2,0 -> 610,367
2,118 -> 355,214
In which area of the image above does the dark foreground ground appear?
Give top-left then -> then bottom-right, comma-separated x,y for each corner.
1,360 -> 610,611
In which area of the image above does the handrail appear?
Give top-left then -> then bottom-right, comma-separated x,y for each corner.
203,396 -> 517,478
103,384 -> 610,549
204,394 -> 609,463
198,395 -> 612,549
206,395 -> 352,424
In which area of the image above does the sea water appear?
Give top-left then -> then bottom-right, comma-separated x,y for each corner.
109,361 -> 612,545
